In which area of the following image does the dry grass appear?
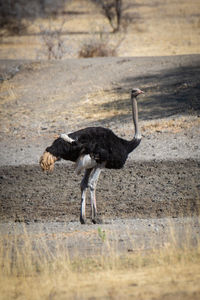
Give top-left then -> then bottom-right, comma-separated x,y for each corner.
0,223 -> 200,300
141,117 -> 200,134
80,89 -> 200,134
78,39 -> 117,58
0,80 -> 17,103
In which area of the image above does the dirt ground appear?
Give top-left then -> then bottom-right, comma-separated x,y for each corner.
0,159 -> 199,223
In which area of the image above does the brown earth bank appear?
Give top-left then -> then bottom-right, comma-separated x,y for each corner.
1,159 -> 199,223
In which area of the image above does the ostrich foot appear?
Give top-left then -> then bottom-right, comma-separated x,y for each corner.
80,215 -> 87,224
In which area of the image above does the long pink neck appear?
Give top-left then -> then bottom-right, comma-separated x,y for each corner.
126,95 -> 141,153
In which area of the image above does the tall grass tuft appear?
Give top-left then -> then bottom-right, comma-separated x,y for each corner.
0,222 -> 200,299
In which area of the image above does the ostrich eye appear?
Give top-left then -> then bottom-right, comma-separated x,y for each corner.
132,89 -> 137,94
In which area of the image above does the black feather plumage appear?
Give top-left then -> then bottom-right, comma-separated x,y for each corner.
41,89 -> 144,224
46,126 -> 141,169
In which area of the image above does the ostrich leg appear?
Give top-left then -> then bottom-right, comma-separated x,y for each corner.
80,168 -> 92,224
88,165 -> 104,224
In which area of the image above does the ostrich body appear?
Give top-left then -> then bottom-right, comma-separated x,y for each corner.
40,88 -> 144,224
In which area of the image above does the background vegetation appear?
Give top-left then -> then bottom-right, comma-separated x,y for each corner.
0,0 -> 199,59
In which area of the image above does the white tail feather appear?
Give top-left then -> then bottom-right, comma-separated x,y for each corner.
60,133 -> 75,144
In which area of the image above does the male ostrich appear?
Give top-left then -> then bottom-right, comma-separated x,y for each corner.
40,88 -> 144,224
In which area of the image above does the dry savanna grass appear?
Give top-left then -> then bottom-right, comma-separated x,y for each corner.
0,224 -> 200,300
141,117 -> 200,134
0,80 -> 17,103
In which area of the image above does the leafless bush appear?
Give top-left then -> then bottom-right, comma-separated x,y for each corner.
39,20 -> 67,60
79,40 -> 116,58
78,30 -> 117,58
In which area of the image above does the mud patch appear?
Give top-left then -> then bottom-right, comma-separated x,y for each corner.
1,160 -> 199,223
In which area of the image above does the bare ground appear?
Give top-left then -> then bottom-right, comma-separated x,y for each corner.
0,159 -> 200,223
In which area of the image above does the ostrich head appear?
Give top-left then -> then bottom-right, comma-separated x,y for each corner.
39,151 -> 58,172
131,88 -> 144,98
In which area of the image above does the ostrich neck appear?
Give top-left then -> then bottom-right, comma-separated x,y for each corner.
126,96 -> 141,154
132,96 -> 141,139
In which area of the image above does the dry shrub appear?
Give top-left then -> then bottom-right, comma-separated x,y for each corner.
78,40 -> 116,58
78,28 -> 118,58
39,19 -> 67,60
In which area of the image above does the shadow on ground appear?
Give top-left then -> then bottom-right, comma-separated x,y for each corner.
97,64 -> 200,123
1,160 -> 199,223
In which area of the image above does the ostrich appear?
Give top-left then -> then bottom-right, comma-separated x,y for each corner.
39,88 -> 144,224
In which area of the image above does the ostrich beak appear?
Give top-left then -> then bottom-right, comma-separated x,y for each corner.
139,90 -> 144,94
